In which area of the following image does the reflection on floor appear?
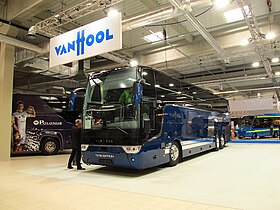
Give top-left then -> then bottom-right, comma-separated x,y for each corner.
2,143 -> 280,209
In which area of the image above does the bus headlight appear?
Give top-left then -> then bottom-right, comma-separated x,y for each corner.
122,146 -> 142,154
81,144 -> 89,151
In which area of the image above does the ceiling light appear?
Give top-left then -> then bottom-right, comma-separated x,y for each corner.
213,90 -> 238,95
214,0 -> 230,9
107,8 -> 119,17
26,26 -> 37,39
177,91 -> 182,94
252,62 -> 260,67
144,32 -> 164,43
130,59 -> 138,67
193,91 -> 197,94
161,95 -> 165,98
275,72 -> 280,76
260,77 -> 266,80
155,84 -> 160,88
240,39 -> 249,46
142,72 -> 148,76
265,32 -> 275,40
169,83 -> 174,87
120,83 -> 126,88
54,14 -> 60,18
272,57 -> 279,63
86,2 -> 93,6
223,6 -> 247,23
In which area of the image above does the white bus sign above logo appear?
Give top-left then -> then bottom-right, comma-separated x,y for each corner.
49,13 -> 122,67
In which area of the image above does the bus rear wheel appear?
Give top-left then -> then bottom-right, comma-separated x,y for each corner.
169,142 -> 181,167
215,136 -> 220,151
251,133 -> 257,139
41,138 -> 59,155
219,134 -> 225,149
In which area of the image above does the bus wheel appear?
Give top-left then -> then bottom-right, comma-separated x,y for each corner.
219,134 -> 225,149
169,142 -> 180,167
238,136 -> 243,139
215,136 -> 220,151
251,133 -> 257,139
41,138 -> 59,155
273,132 -> 279,138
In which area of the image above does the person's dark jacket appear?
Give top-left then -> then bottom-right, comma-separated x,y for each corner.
70,126 -> 81,148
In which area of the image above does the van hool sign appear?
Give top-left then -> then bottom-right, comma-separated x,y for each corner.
49,13 -> 122,67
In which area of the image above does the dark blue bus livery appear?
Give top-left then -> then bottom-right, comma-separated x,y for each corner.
81,66 -> 230,169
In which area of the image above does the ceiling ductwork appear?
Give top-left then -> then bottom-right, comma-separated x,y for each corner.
24,59 -> 79,78
0,33 -> 47,54
169,0 -> 230,63
122,5 -> 179,30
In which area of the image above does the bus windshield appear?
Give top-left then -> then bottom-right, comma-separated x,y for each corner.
83,67 -> 141,145
239,116 -> 254,126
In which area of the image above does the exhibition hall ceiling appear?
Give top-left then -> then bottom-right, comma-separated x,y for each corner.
0,0 -> 280,100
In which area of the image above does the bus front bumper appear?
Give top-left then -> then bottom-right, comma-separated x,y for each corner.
81,145 -> 144,170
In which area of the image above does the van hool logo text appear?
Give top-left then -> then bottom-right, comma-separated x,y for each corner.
54,29 -> 113,56
33,120 -> 62,126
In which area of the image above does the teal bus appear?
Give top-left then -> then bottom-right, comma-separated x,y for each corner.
236,114 -> 280,139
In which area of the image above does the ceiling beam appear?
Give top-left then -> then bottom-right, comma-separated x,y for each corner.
6,0 -> 43,20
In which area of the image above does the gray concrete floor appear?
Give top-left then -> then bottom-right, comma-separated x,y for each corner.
18,144 -> 280,210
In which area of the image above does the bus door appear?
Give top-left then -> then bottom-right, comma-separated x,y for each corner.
141,97 -> 161,167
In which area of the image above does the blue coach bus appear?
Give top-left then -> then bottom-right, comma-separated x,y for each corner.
81,66 -> 230,169
236,114 -> 280,139
12,89 -> 85,155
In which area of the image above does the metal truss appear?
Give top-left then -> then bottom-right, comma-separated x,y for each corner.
235,0 -> 279,98
31,0 -> 122,38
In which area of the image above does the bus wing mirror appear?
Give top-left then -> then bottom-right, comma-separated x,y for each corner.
132,82 -> 139,95
144,119 -> 151,134
133,82 -> 142,106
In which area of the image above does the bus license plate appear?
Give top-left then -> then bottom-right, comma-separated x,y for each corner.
99,159 -> 113,165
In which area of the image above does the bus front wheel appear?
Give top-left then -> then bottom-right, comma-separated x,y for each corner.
41,138 -> 59,155
251,133 -> 257,139
273,132 -> 279,138
169,142 -> 181,167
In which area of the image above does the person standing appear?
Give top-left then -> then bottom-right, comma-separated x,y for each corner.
67,119 -> 85,170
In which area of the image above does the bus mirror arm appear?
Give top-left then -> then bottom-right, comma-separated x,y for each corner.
144,119 -> 151,134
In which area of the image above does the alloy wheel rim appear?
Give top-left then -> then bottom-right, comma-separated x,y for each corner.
170,144 -> 179,161
45,141 -> 56,153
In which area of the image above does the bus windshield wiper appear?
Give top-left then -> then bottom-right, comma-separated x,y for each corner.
114,126 -> 128,135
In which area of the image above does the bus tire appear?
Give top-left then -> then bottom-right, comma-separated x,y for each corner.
273,132 -> 279,138
251,133 -> 257,139
238,136 -> 243,139
41,138 -> 59,155
215,136 -> 220,151
168,141 -> 181,167
219,134 -> 225,149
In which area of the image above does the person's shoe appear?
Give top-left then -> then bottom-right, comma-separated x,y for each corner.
77,167 -> 85,170
67,166 -> 73,169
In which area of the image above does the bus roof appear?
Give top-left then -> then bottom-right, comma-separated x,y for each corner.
255,113 -> 280,118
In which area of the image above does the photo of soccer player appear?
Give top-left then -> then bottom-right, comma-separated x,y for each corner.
12,101 -> 36,151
